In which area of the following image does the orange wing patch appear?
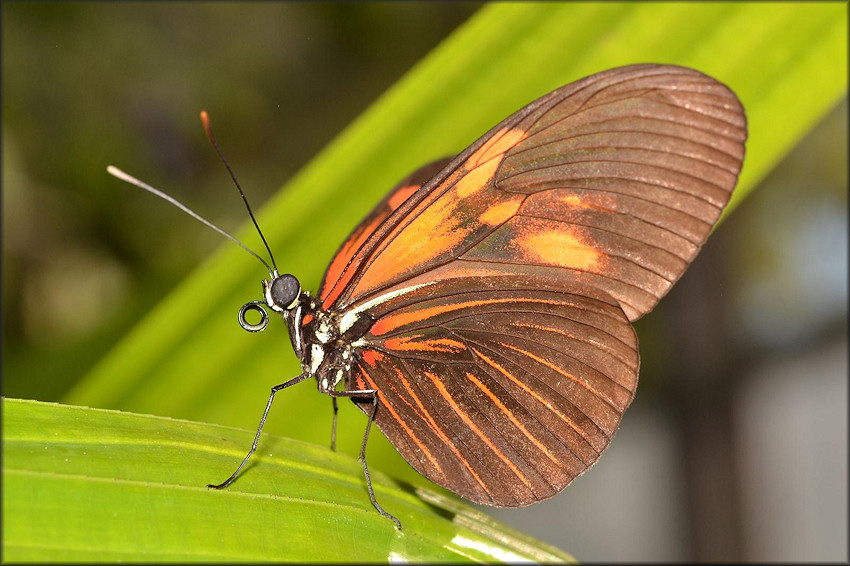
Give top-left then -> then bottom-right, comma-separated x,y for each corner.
387,184 -> 419,210
373,195 -> 472,273
518,226 -> 604,272
348,128 -> 528,300
558,193 -> 615,212
480,197 -> 523,226
361,348 -> 382,367
462,216 -> 609,275
383,335 -> 466,353
455,158 -> 498,198
474,128 -> 528,167
455,129 -> 527,197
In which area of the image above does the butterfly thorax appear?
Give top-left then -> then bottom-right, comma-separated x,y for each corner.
286,293 -> 374,393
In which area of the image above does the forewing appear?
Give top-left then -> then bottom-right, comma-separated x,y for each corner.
320,64 -> 746,321
349,284 -> 638,506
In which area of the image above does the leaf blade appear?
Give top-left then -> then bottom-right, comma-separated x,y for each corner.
3,398 -> 574,562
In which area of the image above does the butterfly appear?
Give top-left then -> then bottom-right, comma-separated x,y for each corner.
110,63 -> 747,530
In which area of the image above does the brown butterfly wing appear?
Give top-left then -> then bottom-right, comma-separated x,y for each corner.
350,283 -> 638,506
320,64 -> 746,321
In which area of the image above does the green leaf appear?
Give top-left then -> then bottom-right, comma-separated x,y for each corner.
54,1 -> 847,556
3,398 -> 573,562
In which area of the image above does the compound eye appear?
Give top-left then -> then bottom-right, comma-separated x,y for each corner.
270,273 -> 300,309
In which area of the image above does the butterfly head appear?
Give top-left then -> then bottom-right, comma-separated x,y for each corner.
264,272 -> 301,312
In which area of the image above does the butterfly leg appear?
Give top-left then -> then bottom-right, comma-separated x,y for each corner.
328,388 -> 402,530
330,397 -> 338,451
207,372 -> 310,490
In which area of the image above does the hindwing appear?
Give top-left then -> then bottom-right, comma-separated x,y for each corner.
349,284 -> 638,505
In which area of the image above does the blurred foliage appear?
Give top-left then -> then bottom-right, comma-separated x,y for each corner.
2,2 -> 481,400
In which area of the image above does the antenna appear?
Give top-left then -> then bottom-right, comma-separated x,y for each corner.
199,111 -> 279,276
106,165 -> 276,278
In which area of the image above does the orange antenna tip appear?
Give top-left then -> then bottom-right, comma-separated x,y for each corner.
200,110 -> 211,135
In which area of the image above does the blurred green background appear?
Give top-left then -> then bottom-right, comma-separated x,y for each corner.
3,2 -> 847,561
3,2 -> 480,401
